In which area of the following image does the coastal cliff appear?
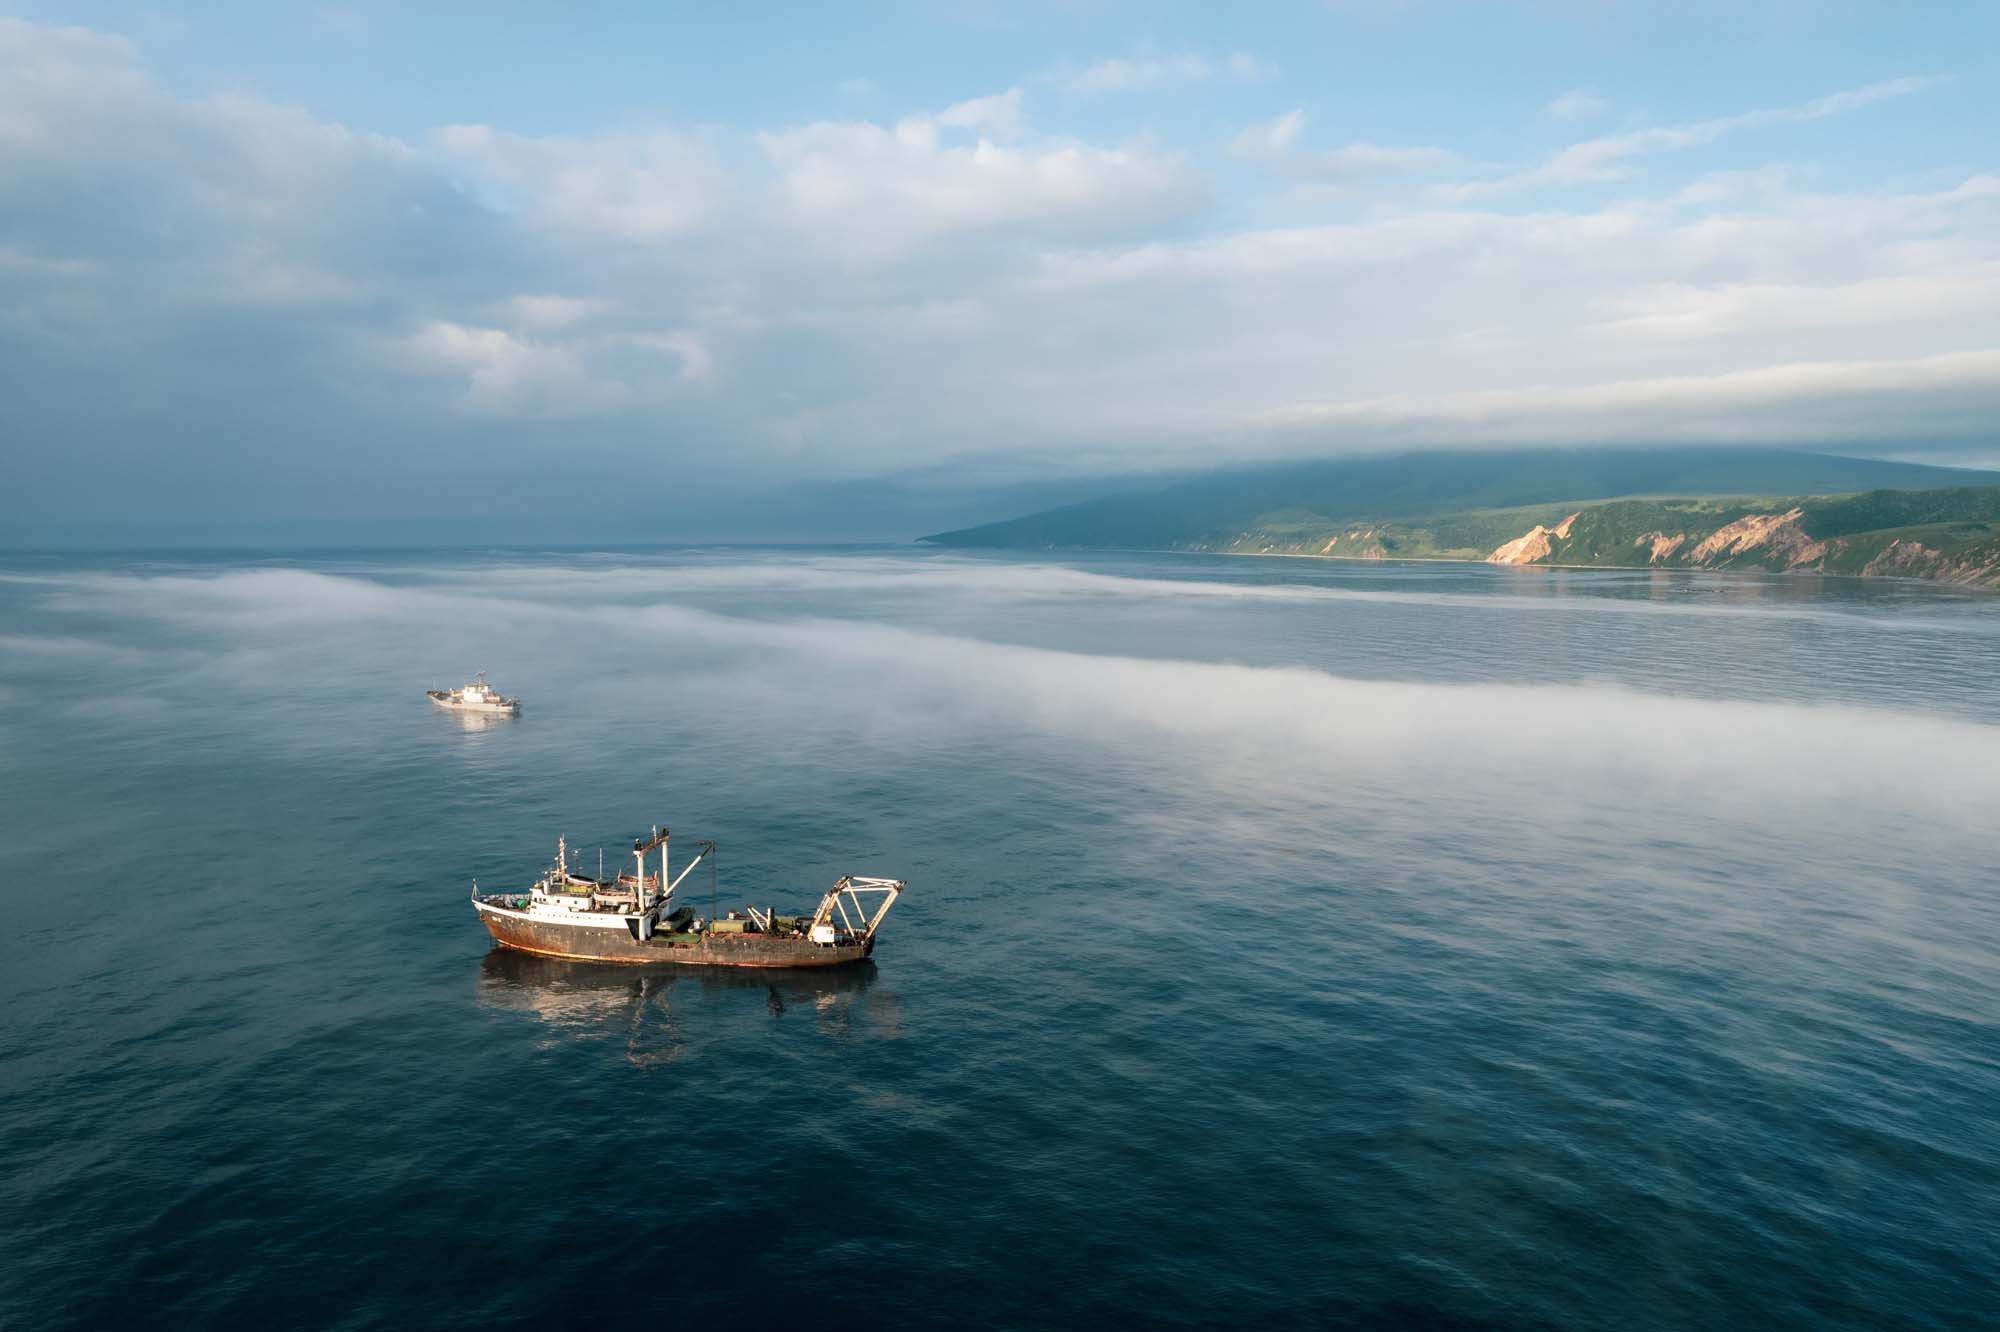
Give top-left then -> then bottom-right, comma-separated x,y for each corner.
1474,491 -> 2000,586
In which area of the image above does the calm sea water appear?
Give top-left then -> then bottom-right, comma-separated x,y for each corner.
2,546 -> 1998,1331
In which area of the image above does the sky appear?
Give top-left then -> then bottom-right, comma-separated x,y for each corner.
2,2 -> 1997,543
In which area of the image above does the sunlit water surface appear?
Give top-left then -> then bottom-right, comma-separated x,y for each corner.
2,546 -> 1997,1330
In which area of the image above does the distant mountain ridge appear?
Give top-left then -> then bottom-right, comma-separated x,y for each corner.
921,447 -> 1995,551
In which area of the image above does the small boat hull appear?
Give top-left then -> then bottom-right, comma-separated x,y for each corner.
473,898 -> 874,968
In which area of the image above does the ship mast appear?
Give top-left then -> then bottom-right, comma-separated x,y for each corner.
631,824 -> 670,941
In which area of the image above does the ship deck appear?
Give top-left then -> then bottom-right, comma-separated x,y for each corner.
473,896 -> 874,968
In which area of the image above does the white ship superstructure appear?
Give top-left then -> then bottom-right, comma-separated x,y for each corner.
427,672 -> 521,715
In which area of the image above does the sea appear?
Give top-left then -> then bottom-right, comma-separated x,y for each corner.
1,545 -> 1997,1331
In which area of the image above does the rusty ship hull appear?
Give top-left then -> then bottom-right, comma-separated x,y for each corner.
473,898 -> 876,967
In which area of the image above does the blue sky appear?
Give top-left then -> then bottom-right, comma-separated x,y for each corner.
3,3 -> 1997,540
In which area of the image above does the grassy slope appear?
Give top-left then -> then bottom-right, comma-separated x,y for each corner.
1211,488 -> 2000,587
1186,496 -> 1767,559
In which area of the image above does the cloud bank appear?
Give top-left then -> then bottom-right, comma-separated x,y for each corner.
1,15 -> 1995,538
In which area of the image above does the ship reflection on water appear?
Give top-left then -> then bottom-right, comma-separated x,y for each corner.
475,948 -> 889,1060
437,707 -> 516,733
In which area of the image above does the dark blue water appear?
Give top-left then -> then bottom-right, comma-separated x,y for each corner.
3,547 -> 1998,1330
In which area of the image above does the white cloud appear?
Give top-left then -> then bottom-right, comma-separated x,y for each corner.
629,330 -> 714,384
1518,76 -> 1941,187
935,87 -> 1026,139
1229,108 -> 1305,161
1595,269 -> 2000,343
1544,88 -> 1607,121
405,320 -> 624,417
434,122 -> 724,240
1309,141 -> 1459,176
1011,174 -> 2000,460
0,19 -> 147,136
1064,51 -> 1271,95
0,15 -> 488,348
0,14 -> 1993,524
1254,348 -> 2000,447
758,92 -> 1200,248
505,294 -> 608,329
1231,108 -> 1455,179
404,319 -> 712,416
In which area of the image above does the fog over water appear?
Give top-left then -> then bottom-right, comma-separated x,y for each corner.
1,546 -> 1996,1330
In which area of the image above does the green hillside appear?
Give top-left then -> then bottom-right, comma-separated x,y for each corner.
1140,487 -> 2000,588
923,447 -> 1995,551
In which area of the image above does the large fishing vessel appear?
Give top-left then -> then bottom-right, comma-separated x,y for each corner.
427,672 -> 520,715
470,826 -> 904,967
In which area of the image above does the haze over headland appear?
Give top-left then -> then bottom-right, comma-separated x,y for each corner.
3,5 -> 1998,544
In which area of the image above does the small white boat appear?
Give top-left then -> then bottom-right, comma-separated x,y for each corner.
427,671 -> 521,715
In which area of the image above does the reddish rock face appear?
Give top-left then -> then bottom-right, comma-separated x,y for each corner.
1862,539 -> 2000,585
1688,508 -> 1826,567
1488,524 -> 1556,565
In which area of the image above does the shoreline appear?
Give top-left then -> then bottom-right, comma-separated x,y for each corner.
942,542 -> 1995,591
1218,548 -> 1745,576
1211,547 -> 1998,589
